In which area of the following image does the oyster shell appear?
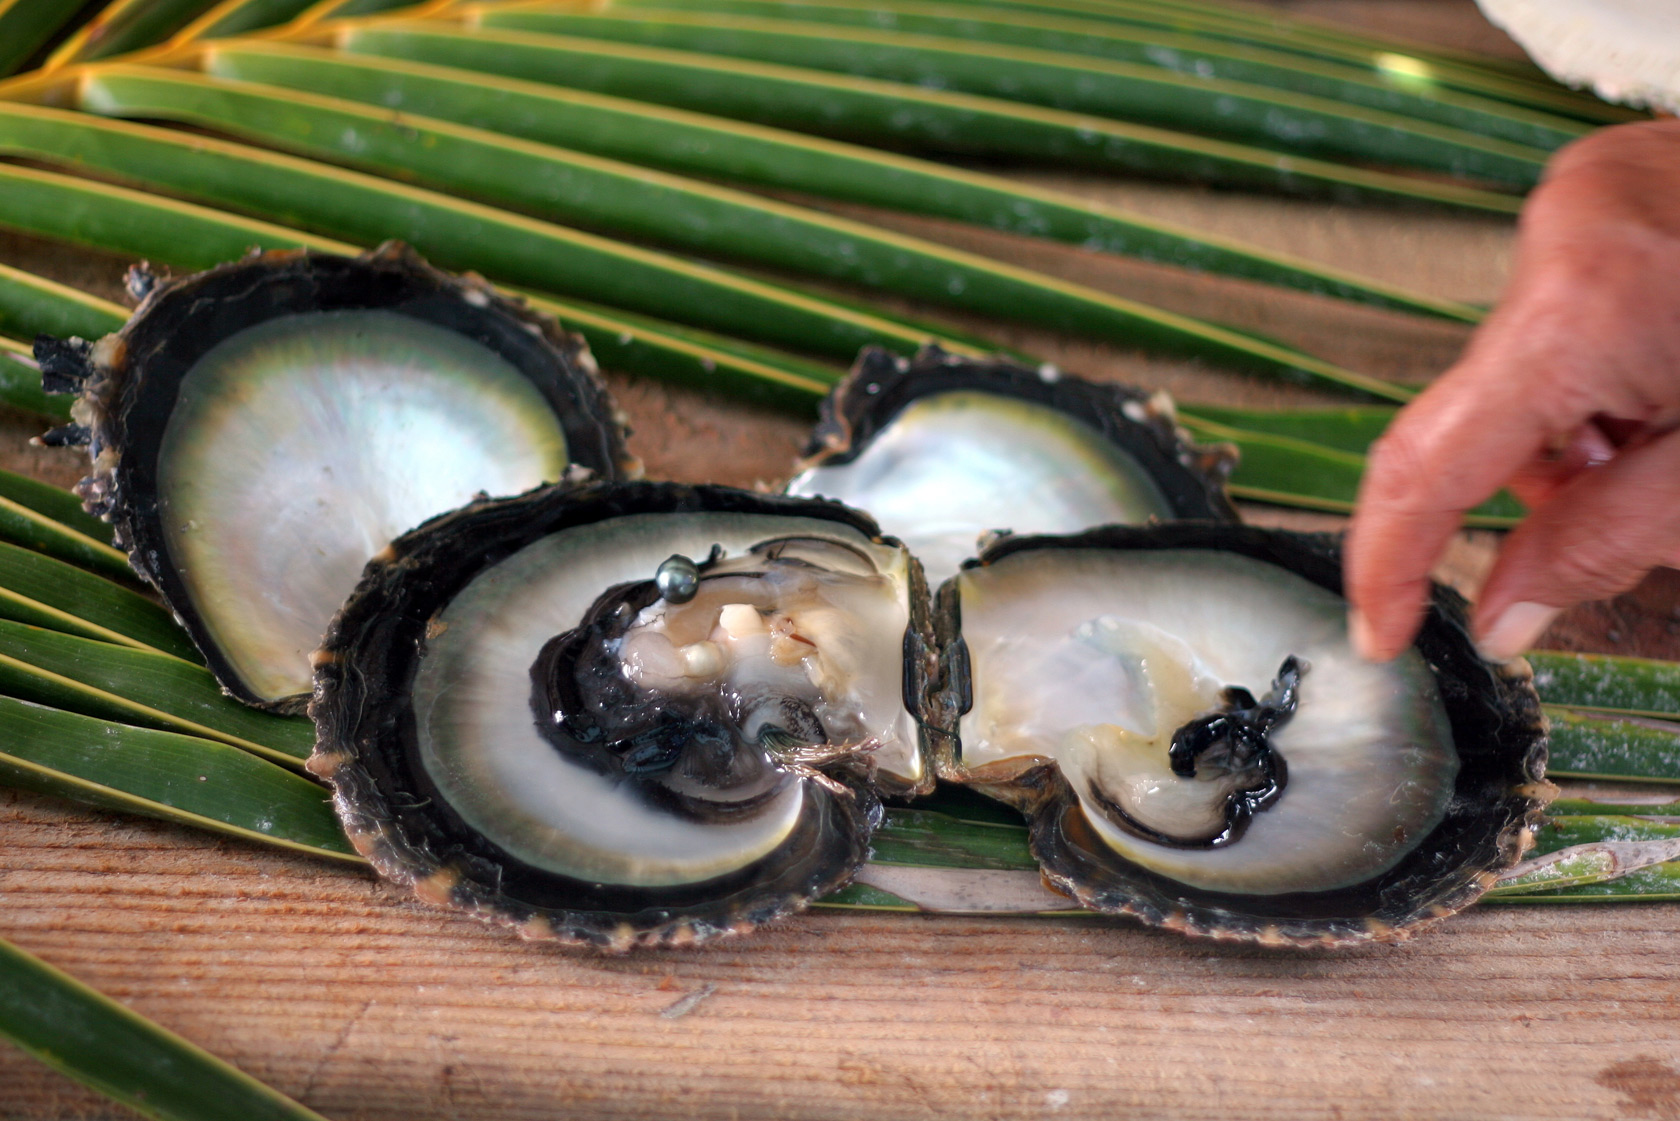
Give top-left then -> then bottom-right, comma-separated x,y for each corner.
309,481 -> 929,949
779,347 -> 1546,944
931,524 -> 1551,946
787,345 -> 1236,583
35,244 -> 631,711
297,329 -> 1541,948
310,479 -> 1545,947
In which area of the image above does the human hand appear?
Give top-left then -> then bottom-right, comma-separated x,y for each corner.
1345,118 -> 1680,663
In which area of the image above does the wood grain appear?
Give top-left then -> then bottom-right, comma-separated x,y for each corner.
5,4 -> 1679,1119
5,790 -> 1680,1121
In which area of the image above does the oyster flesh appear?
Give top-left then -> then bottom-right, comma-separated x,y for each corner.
932,524 -> 1551,946
310,482 -> 928,949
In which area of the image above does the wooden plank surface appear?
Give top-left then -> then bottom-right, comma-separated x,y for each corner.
6,786 -> 1680,1121
7,3 -> 1680,1119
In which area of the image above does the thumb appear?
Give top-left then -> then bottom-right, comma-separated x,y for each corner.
1474,424 -> 1680,660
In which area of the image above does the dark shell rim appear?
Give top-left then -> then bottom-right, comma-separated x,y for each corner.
309,479 -> 933,950
795,344 -> 1239,525
931,523 -> 1552,949
49,242 -> 632,713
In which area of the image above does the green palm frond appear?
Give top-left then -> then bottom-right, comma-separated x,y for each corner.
0,936 -> 332,1121
0,543 -> 199,659
0,1 -> 1663,1116
194,41 -> 1490,323
0,261 -> 128,341
0,618 -> 313,763
477,7 -> 1552,189
1528,652 -> 1680,720
0,0 -> 90,76
65,67 -> 1413,398
846,0 -> 1634,122
0,466 -> 113,542
0,492 -> 134,585
333,19 -> 1527,211
592,0 -> 1587,150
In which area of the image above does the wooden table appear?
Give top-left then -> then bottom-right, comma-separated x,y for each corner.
6,3 -> 1680,1118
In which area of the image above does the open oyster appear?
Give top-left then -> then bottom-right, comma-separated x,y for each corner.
309,470 -> 1544,948
932,524 -> 1550,946
35,244 -> 631,710
787,345 -> 1236,582
310,482 -> 928,949
283,315 -> 1543,948
775,349 -> 1545,944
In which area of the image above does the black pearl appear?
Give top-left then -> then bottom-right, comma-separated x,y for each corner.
655,554 -> 700,604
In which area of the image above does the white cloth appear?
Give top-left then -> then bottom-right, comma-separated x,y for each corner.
1477,0 -> 1680,114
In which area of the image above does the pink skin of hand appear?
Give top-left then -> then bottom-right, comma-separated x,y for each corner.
1345,118 -> 1680,663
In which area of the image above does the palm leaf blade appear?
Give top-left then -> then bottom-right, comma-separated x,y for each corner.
0,695 -> 353,859
337,21 -> 1524,213
0,542 -> 198,660
0,102 -> 972,363
0,936 -> 331,1121
480,8 -> 1548,189
189,0 -> 328,39
0,466 -> 113,544
0,492 -> 134,585
0,162 -> 343,267
203,40 -> 1483,323
868,806 -> 1039,871
0,345 -> 66,421
76,64 -> 1410,400
1180,413 -> 1521,526
45,0 -> 222,66
0,0 -> 88,76
600,0 -> 1588,151
1179,403 -> 1394,455
1544,708 -> 1680,784
0,618 -> 313,764
870,0 -> 1633,121
1529,652 -> 1680,720
528,294 -> 841,405
0,163 -> 844,407
0,261 -> 128,341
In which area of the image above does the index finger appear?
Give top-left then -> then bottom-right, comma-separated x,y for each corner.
1344,324 -> 1589,661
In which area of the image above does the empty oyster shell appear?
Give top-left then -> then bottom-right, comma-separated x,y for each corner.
310,482 -> 928,949
35,244 -> 631,711
932,524 -> 1551,947
787,345 -> 1236,583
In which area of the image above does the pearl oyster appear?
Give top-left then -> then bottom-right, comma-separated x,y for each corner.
310,482 -> 929,949
34,244 -> 630,710
310,486 -> 1544,947
299,336 -> 1543,948
930,525 -> 1550,947
780,351 -> 1546,944
787,345 -> 1237,583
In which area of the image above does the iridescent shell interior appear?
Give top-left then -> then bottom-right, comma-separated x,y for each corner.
787,345 -> 1235,584
49,245 -> 627,710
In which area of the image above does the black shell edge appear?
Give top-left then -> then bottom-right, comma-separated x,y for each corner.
307,480 -> 929,950
40,242 -> 635,714
796,344 -> 1240,525
928,522 -> 1553,949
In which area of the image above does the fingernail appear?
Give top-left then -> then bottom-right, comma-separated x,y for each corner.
1476,601 -> 1560,662
1348,607 -> 1381,661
